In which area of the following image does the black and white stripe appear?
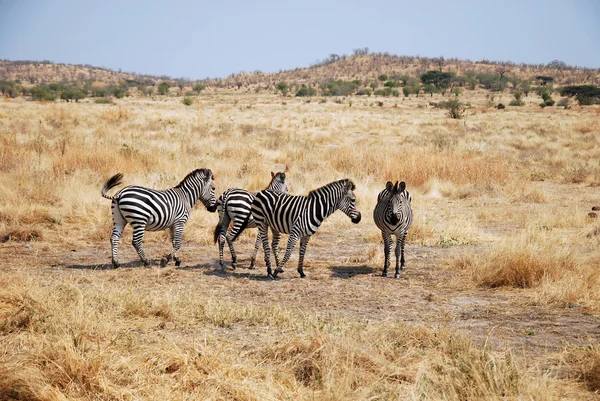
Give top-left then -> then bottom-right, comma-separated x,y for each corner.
373,181 -> 413,278
251,179 -> 361,279
213,172 -> 287,270
101,169 -> 217,268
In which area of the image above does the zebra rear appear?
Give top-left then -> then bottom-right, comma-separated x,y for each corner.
373,181 -> 413,278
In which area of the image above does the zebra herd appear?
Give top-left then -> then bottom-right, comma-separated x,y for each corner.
101,169 -> 413,279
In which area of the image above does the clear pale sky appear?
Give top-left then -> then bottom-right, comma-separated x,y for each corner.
1,0 -> 599,80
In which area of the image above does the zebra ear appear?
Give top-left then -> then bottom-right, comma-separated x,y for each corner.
400,181 -> 406,192
271,171 -> 275,178
386,181 -> 393,191
280,172 -> 286,180
346,180 -> 356,191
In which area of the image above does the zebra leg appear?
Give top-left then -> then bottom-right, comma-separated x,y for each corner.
131,223 -> 151,267
297,236 -> 310,278
258,225 -> 274,279
394,232 -> 407,279
110,208 -> 126,269
217,214 -> 231,270
249,232 -> 261,269
382,233 -> 392,277
271,231 -> 282,271
225,233 -> 237,269
162,223 -> 184,267
274,231 -> 300,277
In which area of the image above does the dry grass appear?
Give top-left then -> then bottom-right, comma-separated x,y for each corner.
1,92 -> 600,399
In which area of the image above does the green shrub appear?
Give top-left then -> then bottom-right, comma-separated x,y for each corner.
356,89 -> 371,96
439,98 -> 466,119
496,103 -> 506,109
509,91 -> 524,106
378,74 -> 388,81
560,85 -> 600,105
158,81 -> 171,95
182,97 -> 193,106
295,86 -> 317,97
276,82 -> 289,95
323,80 -> 358,96
193,83 -> 206,93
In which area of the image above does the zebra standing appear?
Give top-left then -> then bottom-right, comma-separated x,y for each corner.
101,169 -> 217,268
251,179 -> 361,279
373,181 -> 413,278
213,172 -> 287,271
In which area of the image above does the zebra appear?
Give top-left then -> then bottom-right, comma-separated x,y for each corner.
101,169 -> 217,269
251,179 -> 361,279
213,171 -> 287,271
373,181 -> 413,278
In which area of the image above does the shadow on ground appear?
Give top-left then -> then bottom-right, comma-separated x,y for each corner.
330,264 -> 376,278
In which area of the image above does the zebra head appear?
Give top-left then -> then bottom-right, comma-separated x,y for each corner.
268,171 -> 288,193
338,180 -> 362,224
180,168 -> 217,212
385,181 -> 410,225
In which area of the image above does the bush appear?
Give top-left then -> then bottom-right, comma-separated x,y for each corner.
323,80 -> 359,96
378,74 -> 388,81
193,83 -> 206,93
182,97 -> 193,106
29,85 -> 58,101
356,89 -> 371,96
158,81 -> 171,95
276,82 -> 289,95
496,103 -> 506,110
295,86 -> 317,97
374,88 -> 393,97
94,98 -> 113,104
439,98 -> 466,119
509,91 -> 524,106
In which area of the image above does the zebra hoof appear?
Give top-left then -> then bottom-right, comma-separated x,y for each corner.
275,268 -> 284,274
267,274 -> 275,280
175,259 -> 181,267
394,273 -> 401,279
299,274 -> 306,279
231,262 -> 237,270
401,266 -> 406,271
160,258 -> 168,268
112,263 -> 120,269
382,272 -> 388,278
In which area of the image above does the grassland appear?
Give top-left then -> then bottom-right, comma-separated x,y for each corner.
1,90 -> 600,400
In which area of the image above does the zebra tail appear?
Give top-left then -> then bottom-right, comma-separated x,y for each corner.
101,173 -> 124,200
213,196 -> 225,243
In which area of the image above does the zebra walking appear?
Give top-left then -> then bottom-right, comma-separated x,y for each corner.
101,169 -> 217,268
213,172 -> 287,271
373,181 -> 413,278
251,179 -> 361,279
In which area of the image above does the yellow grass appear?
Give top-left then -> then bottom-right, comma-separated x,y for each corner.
1,91 -> 600,399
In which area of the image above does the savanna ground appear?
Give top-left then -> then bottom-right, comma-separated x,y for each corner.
1,91 -> 600,400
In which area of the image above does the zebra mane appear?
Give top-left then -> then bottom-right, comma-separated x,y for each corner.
308,179 -> 354,198
176,168 -> 213,188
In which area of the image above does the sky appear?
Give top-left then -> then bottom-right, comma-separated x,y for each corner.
0,0 -> 599,80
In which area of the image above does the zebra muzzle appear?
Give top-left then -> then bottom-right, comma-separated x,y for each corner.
351,213 -> 362,224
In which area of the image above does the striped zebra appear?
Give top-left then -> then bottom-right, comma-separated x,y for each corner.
373,181 -> 413,278
251,179 -> 361,279
101,169 -> 217,269
213,172 -> 287,271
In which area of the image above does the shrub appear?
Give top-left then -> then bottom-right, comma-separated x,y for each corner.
374,88 -> 393,97
295,86 -> 317,97
193,83 -> 206,93
496,103 -> 506,109
439,98 -> 466,119
356,89 -> 371,96
158,81 -> 171,95
557,98 -> 570,109
378,74 -> 388,81
94,98 -> 113,104
276,82 -> 289,95
323,80 -> 358,96
509,91 -> 524,106
182,97 -> 193,106
383,80 -> 398,88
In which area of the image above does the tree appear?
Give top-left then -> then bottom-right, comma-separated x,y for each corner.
536,76 -> 554,86
560,85 -> 600,105
420,70 -> 454,91
353,47 -> 369,56
295,85 -> 317,97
